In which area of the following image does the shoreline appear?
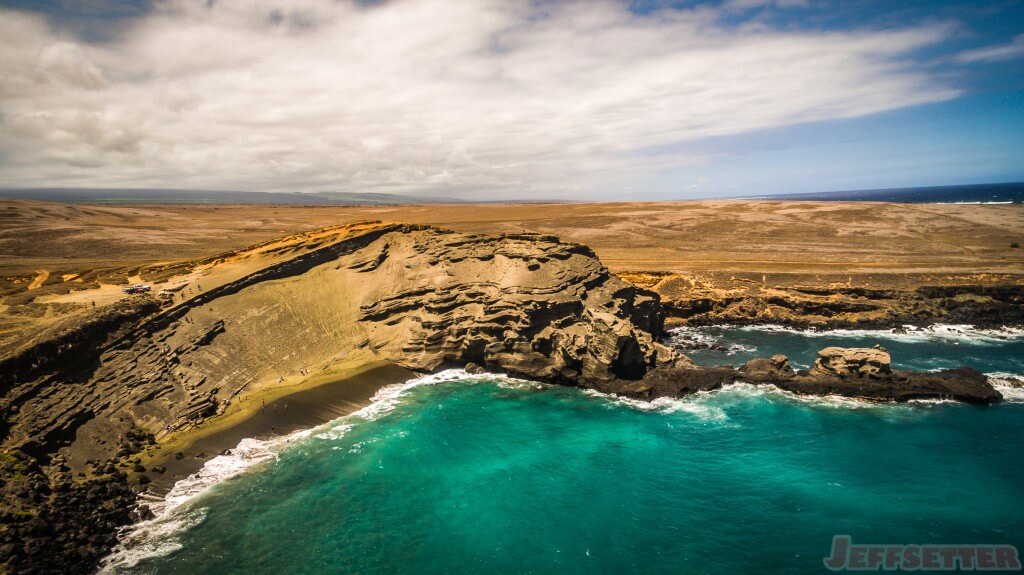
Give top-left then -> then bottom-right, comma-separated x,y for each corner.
667,316 -> 1024,332
95,326 -> 1024,572
667,322 -> 1024,339
139,361 -> 416,495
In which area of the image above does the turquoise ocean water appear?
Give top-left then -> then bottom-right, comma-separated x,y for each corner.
107,327 -> 1024,575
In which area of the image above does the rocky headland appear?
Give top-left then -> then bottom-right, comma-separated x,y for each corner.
621,271 -> 1024,330
0,222 -> 1011,574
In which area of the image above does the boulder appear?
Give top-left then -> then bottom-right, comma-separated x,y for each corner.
810,346 -> 891,379
739,354 -> 794,380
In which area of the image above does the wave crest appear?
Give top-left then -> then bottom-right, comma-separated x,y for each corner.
733,323 -> 1024,345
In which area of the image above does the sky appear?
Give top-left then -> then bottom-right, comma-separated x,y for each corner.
0,0 -> 1022,200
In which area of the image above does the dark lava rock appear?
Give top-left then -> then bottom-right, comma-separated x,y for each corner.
740,354 -> 794,380
0,453 -> 136,575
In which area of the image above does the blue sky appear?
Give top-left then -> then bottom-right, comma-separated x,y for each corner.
0,0 -> 1021,200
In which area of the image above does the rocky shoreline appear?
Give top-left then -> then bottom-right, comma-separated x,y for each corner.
0,223 -> 1017,574
616,346 -> 1003,405
636,272 -> 1024,331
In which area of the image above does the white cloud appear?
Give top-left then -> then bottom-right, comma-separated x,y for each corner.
0,0 -> 958,198
955,34 -> 1024,64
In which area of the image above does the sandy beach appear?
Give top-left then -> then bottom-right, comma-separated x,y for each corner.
141,362 -> 415,494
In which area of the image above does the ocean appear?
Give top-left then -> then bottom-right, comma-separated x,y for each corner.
758,182 -> 1024,203
104,326 -> 1024,574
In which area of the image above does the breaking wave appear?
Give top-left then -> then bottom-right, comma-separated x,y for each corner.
734,324 -> 1024,345
100,369 -> 527,572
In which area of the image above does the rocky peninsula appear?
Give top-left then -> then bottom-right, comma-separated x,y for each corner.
0,221 -> 1011,574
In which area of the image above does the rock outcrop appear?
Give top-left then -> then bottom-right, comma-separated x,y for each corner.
809,346 -> 892,380
650,273 -> 1024,330
738,354 -> 794,381
775,365 -> 999,404
351,229 -> 679,385
734,351 -> 999,404
614,349 -> 1000,405
0,223 -> 681,473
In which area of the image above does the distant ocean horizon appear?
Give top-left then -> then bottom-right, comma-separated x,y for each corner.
744,181 -> 1024,203
0,182 -> 1021,205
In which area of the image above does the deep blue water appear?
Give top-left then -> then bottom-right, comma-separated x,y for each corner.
107,328 -> 1024,575
763,182 -> 1023,203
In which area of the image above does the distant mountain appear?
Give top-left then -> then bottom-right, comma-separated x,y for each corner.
756,182 -> 1024,203
0,188 -> 466,205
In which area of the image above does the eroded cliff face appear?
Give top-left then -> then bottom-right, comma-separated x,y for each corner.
352,229 -> 676,383
622,272 -> 1024,329
0,224 -> 676,472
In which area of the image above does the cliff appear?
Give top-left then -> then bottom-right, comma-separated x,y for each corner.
0,223 -> 680,472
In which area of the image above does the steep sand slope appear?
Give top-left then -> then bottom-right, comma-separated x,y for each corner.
1,223 -> 672,473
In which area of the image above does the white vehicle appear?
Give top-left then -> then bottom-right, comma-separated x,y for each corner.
122,284 -> 152,294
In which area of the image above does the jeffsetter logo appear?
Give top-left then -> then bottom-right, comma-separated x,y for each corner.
824,535 -> 1022,571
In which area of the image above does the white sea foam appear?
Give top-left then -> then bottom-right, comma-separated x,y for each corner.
582,388 -> 730,421
988,373 -> 1024,403
715,381 -> 893,410
666,327 -> 757,354
100,427 -> 313,573
936,201 -> 1015,205
584,381 -> 905,419
729,323 -> 1024,345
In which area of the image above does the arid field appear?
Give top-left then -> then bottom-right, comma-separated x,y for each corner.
2,199 -> 1022,353
3,199 -> 1022,275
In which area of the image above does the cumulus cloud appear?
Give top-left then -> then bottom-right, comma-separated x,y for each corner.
0,0 -> 958,198
954,34 -> 1024,64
